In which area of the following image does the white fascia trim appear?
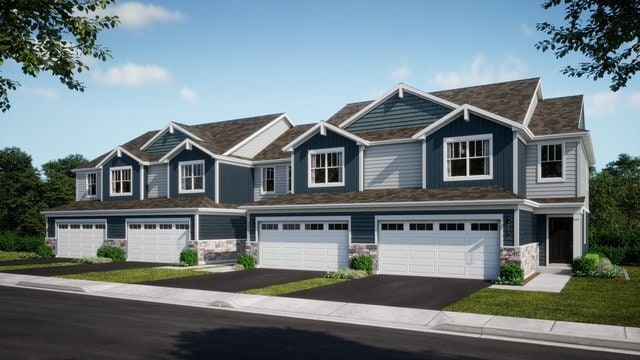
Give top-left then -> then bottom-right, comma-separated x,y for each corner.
252,158 -> 290,165
522,79 -> 543,126
43,207 -> 246,217
213,155 -> 253,167
214,161 -> 220,203
241,198 -> 528,211
158,139 -> 216,163
512,131 -> 518,195
96,146 -> 148,168
358,145 -> 364,191
412,104 -> 533,140
140,122 -> 203,151
71,167 -> 99,173
282,121 -> 370,152
368,137 -> 420,146
338,83 -> 459,129
223,114 -> 293,156
534,132 -> 595,166
139,164 -> 144,200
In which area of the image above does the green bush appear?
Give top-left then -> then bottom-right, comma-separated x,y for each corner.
590,227 -> 640,248
572,253 -> 600,276
0,231 -> 18,251
350,255 -> 373,275
0,231 -> 43,252
35,244 -> 53,258
179,249 -> 198,266
589,244 -> 626,265
323,269 -> 368,279
96,246 -> 125,263
495,263 -> 524,285
74,257 -> 113,264
237,253 -> 255,270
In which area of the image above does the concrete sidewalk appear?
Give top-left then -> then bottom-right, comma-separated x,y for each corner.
0,272 -> 638,355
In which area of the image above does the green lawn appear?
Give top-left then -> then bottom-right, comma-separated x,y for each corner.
0,262 -> 78,271
0,251 -> 33,261
241,278 -> 347,296
444,266 -> 640,327
58,268 -> 211,283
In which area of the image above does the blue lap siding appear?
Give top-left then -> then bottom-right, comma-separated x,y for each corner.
293,130 -> 359,193
199,215 -> 247,240
425,114 -> 513,190
145,131 -> 189,153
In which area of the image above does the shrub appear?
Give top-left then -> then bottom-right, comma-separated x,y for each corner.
34,244 -> 53,259
0,231 -> 45,252
494,263 -> 524,285
572,253 -> 600,276
323,269 -> 368,279
237,253 -> 255,270
74,257 -> 113,264
350,255 -> 373,275
96,246 -> 125,262
0,231 -> 19,251
179,249 -> 198,266
589,245 -> 626,265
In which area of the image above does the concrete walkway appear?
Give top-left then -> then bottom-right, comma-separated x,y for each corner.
0,272 -> 638,355
490,268 -> 573,293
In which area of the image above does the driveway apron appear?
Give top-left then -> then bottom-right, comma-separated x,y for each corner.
286,275 -> 491,310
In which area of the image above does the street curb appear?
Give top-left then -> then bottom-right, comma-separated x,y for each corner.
17,281 -> 87,293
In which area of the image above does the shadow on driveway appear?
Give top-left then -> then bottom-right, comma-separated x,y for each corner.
141,268 -> 322,293
286,275 -> 491,310
1,261 -> 166,277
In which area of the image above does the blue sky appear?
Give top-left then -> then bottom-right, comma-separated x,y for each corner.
1,0 -> 638,170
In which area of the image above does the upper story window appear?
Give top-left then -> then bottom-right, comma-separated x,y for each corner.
179,160 -> 204,193
539,143 -> 563,181
309,147 -> 344,187
261,167 -> 275,194
86,173 -> 97,197
110,166 -> 132,196
444,135 -> 492,181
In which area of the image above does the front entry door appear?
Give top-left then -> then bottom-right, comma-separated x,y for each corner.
549,217 -> 573,263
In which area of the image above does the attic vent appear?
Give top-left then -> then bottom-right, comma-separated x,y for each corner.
398,87 -> 404,99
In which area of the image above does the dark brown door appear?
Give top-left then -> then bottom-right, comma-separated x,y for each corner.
549,217 -> 573,263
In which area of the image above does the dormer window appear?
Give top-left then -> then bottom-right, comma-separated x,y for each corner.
539,143 -> 563,181
443,135 -> 492,181
86,173 -> 97,197
179,160 -> 205,193
110,167 -> 132,196
309,147 -> 344,187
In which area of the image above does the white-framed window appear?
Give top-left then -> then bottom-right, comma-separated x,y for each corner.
110,166 -> 132,196
179,160 -> 205,193
539,143 -> 564,181
261,167 -> 275,194
443,134 -> 492,181
287,165 -> 292,193
309,147 -> 344,187
86,173 -> 97,197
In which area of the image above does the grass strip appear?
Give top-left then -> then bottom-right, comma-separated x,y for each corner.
0,262 -> 78,271
58,268 -> 211,283
240,278 -> 347,296
444,266 -> 640,327
0,251 -> 33,261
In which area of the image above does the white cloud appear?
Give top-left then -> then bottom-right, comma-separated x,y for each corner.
180,87 -> 199,104
431,55 -> 528,89
93,63 -> 172,87
629,92 -> 640,107
584,92 -> 619,117
390,65 -> 412,81
98,2 -> 186,29
520,23 -> 534,37
18,86 -> 58,99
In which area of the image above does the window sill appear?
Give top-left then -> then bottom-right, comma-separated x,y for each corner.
110,193 -> 132,197
443,175 -> 492,182
178,190 -> 205,194
537,177 -> 565,184
308,182 -> 345,188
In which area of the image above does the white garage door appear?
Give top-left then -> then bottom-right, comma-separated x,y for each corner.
127,221 -> 189,263
378,221 -> 500,279
259,221 -> 349,271
57,223 -> 105,258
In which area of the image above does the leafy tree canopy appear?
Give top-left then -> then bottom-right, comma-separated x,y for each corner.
536,0 -> 640,91
42,154 -> 87,208
0,0 -> 119,112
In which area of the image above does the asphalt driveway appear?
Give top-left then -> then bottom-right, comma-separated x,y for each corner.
1,261 -> 166,277
287,275 -> 491,310
141,268 -> 322,292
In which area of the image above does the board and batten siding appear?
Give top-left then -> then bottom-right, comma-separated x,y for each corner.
76,171 -> 101,201
345,92 -> 452,133
218,163 -> 254,205
526,141 -> 578,198
147,164 -> 168,198
364,142 -> 422,189
254,164 -> 289,201
230,119 -> 290,159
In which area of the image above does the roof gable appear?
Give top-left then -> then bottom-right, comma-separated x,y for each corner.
282,122 -> 369,152
344,91 -> 453,133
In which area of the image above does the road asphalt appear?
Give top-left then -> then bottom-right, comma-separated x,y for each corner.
0,271 -> 637,355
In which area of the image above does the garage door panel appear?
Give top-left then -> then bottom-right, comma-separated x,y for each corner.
127,223 -> 188,263
438,266 -> 467,275
409,237 -> 436,245
409,250 -> 436,260
438,237 -> 466,246
57,225 -> 105,258
409,264 -> 436,274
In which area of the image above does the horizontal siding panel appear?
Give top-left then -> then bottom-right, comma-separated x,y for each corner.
254,164 -> 289,201
526,142 -> 578,198
200,215 -> 247,240
146,131 -> 189,153
364,143 -> 422,189
147,164 -> 167,198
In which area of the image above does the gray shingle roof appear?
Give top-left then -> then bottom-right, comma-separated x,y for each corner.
252,123 -> 315,161
46,197 -> 238,212
528,95 -> 585,135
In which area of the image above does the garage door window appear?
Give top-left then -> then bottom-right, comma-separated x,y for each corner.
282,224 -> 300,230
381,223 -> 404,231
144,224 -> 156,230
82,224 -> 93,229
261,223 -> 278,230
305,223 -> 324,230
70,224 -> 81,229
471,223 -> 498,231
129,224 -> 142,230
175,224 -> 189,230
159,224 -> 172,230
328,223 -> 348,230
58,224 -> 69,229
439,223 -> 465,231
95,224 -> 105,229
410,223 -> 433,231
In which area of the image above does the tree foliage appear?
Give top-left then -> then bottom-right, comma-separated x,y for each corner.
0,0 -> 119,112
42,154 -> 87,208
536,0 -> 640,91
590,153 -> 640,230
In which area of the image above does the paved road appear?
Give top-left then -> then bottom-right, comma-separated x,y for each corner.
0,287 -> 631,360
